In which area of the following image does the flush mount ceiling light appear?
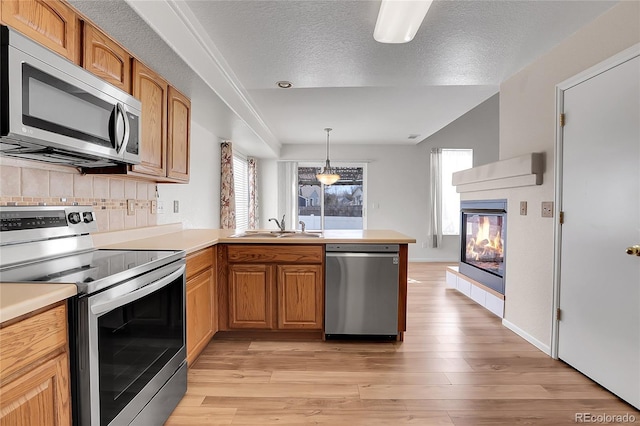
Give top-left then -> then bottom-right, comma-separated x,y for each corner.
316,128 -> 340,185
374,0 -> 433,43
276,80 -> 293,89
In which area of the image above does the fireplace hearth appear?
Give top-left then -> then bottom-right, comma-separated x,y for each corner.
459,199 -> 507,295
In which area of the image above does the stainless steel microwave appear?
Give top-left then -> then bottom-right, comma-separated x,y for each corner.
0,26 -> 141,168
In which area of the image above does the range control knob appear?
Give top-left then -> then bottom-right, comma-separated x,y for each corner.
83,212 -> 94,223
68,212 -> 81,224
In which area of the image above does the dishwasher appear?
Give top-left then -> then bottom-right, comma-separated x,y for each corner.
325,244 -> 399,339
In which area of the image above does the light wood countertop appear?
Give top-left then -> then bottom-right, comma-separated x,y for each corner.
0,228 -> 414,324
0,283 -> 77,323
96,229 -> 416,253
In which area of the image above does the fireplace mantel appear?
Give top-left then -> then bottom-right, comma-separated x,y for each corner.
453,153 -> 543,193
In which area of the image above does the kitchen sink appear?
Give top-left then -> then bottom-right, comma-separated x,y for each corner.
229,231 -> 322,238
278,232 -> 322,238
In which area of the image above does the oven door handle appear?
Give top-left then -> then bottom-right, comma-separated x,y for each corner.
90,265 -> 185,315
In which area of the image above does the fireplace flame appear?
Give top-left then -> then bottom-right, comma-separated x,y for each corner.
466,216 -> 504,261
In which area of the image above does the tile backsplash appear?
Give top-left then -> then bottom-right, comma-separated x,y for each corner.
0,164 -> 157,232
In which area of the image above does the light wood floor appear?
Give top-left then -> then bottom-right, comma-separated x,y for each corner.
166,263 -> 638,425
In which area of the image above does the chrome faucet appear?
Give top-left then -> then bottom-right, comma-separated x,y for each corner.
269,215 -> 286,231
299,220 -> 306,232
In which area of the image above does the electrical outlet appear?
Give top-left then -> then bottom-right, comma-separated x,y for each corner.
157,201 -> 165,214
173,200 -> 179,213
126,199 -> 135,216
520,201 -> 527,215
541,201 -> 554,218
150,200 -> 157,214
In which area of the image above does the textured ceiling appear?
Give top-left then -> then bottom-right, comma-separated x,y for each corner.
71,0 -> 618,156
184,0 -> 616,147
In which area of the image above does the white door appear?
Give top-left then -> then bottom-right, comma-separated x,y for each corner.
559,54 -> 640,409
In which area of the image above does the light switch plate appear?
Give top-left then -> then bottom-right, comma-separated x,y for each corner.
520,201 -> 527,215
150,200 -> 157,214
541,201 -> 554,218
173,200 -> 179,213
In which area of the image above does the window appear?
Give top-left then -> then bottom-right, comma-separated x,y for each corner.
297,164 -> 366,230
233,154 -> 249,230
441,149 -> 473,235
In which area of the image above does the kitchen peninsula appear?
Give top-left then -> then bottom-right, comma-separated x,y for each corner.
93,226 -> 416,363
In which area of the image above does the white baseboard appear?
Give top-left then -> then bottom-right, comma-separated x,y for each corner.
502,319 -> 551,355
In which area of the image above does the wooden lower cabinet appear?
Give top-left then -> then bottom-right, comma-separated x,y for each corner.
185,247 -> 216,365
0,302 -> 71,426
223,245 -> 324,332
0,353 -> 70,426
277,265 -> 323,330
228,264 -> 274,329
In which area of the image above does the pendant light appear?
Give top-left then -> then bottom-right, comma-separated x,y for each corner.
316,128 -> 340,185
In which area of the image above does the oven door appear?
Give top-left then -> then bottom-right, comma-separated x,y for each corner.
74,261 -> 186,426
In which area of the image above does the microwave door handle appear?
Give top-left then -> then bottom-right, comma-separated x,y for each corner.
119,104 -> 130,155
113,103 -> 128,154
90,265 -> 185,315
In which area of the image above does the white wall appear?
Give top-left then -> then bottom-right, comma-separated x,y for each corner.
157,114 -> 221,228
265,94 -> 499,261
463,2 -> 640,351
257,158 -> 278,228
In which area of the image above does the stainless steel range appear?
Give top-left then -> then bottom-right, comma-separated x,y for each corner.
0,205 -> 187,426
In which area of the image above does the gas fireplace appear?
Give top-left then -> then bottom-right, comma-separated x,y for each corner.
459,200 -> 507,295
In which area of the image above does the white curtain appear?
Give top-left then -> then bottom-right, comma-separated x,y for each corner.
277,161 -> 298,231
428,148 -> 443,248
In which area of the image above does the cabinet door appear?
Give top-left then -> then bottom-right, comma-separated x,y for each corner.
0,0 -> 78,63
167,87 -> 190,182
186,269 -> 214,365
277,265 -> 323,330
132,60 -> 168,177
82,22 -> 131,93
228,264 -> 274,329
0,352 -> 71,426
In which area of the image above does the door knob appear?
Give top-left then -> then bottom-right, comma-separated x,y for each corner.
626,245 -> 640,256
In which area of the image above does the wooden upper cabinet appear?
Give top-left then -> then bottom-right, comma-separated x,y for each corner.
132,60 -> 168,177
82,22 -> 131,93
167,87 -> 191,182
0,0 -> 79,63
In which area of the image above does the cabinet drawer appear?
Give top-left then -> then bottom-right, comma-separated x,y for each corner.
228,245 -> 323,264
0,303 -> 67,381
186,247 -> 213,280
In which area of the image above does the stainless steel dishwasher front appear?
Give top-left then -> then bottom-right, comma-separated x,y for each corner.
325,244 -> 399,338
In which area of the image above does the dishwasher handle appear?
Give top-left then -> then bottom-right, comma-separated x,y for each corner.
326,252 -> 400,265
326,252 -> 398,258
